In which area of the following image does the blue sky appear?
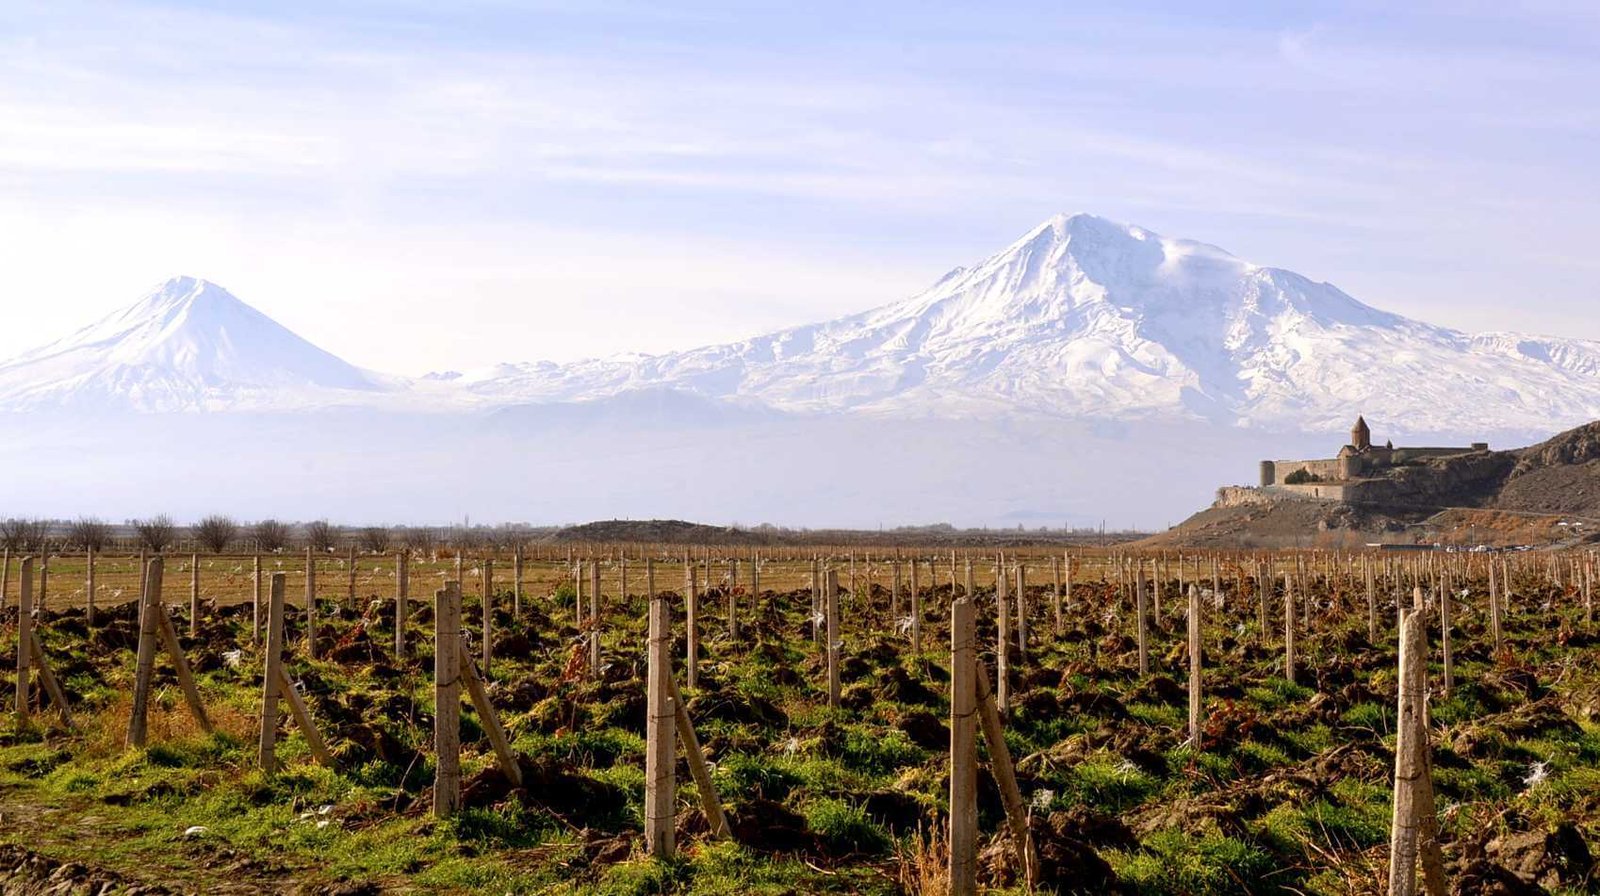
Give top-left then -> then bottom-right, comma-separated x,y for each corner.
2,0 -> 1597,373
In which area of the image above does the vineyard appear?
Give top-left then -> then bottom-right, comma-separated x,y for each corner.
0,545 -> 1596,895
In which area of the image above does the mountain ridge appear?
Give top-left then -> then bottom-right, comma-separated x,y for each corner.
4,215 -> 1600,436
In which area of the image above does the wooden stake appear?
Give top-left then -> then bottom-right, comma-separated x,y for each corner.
1189,584 -> 1203,746
305,547 -> 317,659
513,544 -> 524,617
461,653 -> 521,786
395,551 -> 409,659
434,581 -> 462,818
669,673 -> 728,838
949,594 -> 977,896
1284,574 -> 1296,685
911,557 -> 922,654
686,562 -> 700,691
251,553 -> 262,645
85,547 -> 95,627
826,569 -> 841,708
644,582 -> 675,858
152,599 -> 212,734
1014,562 -> 1028,658
1389,608 -> 1446,895
127,557 -> 163,748
1135,565 -> 1149,677
996,558 -> 1010,713
276,664 -> 333,768
589,560 -> 602,677
975,656 -> 1038,887
190,553 -> 200,636
1052,555 -> 1063,637
29,637 -> 71,727
15,557 -> 32,718
482,558 -> 494,675
259,573 -> 286,773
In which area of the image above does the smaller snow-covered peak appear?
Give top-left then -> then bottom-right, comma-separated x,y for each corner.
0,277 -> 385,411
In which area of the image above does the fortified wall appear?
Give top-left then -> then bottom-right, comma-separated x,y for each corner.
1256,416 -> 1489,503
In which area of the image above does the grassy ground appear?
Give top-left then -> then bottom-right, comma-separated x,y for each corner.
0,559 -> 1595,894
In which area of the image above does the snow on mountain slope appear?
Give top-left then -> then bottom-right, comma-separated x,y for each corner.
6,216 -> 1600,436
460,213 -> 1600,436
0,277 -> 392,412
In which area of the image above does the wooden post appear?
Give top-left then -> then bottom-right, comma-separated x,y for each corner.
304,547 -> 317,659
434,581 -> 462,819
15,557 -> 32,718
727,557 -> 739,642
1014,562 -> 1028,658
1052,555 -> 1063,637
85,547 -> 96,627
482,558 -> 494,675
686,562 -> 699,690
810,558 -> 822,644
1488,561 -> 1503,655
1284,574 -> 1296,685
644,582 -> 675,858
1135,564 -> 1149,676
395,552 -> 409,659
1188,584 -> 1202,747
346,546 -> 357,609
512,544 -> 524,617
190,552 -> 200,636
259,573 -> 287,773
826,569 -> 841,708
911,556 -> 922,654
0,548 -> 8,611
891,559 -> 901,626
996,558 -> 1010,712
1389,608 -> 1446,895
589,560 -> 602,676
127,557 -> 163,748
251,553 -> 262,645
1367,557 -> 1377,644
949,594 -> 977,896
1440,572 -> 1453,695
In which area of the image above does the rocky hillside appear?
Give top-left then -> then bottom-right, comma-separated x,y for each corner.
1149,419 -> 1600,548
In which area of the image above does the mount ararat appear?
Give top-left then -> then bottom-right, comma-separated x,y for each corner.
3,214 -> 1597,441
2,214 -> 1594,527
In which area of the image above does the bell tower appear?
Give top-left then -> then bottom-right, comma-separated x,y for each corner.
1350,415 -> 1371,452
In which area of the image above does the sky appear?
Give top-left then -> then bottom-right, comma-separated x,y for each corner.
1,0 -> 1597,376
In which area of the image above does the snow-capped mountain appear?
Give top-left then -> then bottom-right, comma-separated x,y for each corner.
0,276 -> 392,412
457,213 -> 1600,436
5,215 -> 1600,438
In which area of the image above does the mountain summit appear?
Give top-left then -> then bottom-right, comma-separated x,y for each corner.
0,276 -> 382,411
5,216 -> 1600,436
460,213 -> 1600,435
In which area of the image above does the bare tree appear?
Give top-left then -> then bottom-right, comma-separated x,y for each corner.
401,526 -> 437,556
0,518 -> 51,552
194,514 -> 238,554
450,526 -> 483,555
66,517 -> 111,552
132,515 -> 177,553
359,526 -> 392,554
303,519 -> 338,553
252,519 -> 291,552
